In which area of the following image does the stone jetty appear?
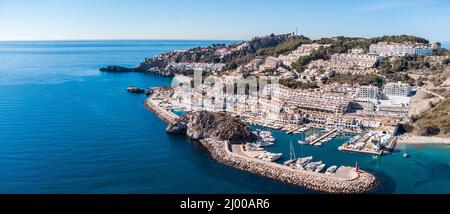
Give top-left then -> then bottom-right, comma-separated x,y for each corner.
144,99 -> 178,124
201,139 -> 378,194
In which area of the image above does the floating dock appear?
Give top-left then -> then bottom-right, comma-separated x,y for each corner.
339,147 -> 383,155
310,129 -> 338,145
383,136 -> 398,154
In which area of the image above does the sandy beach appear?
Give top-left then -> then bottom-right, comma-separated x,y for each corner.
397,135 -> 450,145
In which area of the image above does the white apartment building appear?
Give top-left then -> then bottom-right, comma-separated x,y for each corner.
369,42 -> 434,57
263,84 -> 351,114
349,48 -> 365,54
383,82 -> 412,97
304,111 -> 381,129
358,85 -> 380,99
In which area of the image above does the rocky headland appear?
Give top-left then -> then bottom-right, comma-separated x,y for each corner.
166,111 -> 256,143
100,33 -> 300,77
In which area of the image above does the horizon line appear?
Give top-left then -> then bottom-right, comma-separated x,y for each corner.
0,37 -> 449,43
0,38 -> 243,42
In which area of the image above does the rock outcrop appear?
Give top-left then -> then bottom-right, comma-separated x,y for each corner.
100,65 -> 135,73
166,120 -> 187,134
177,111 -> 256,144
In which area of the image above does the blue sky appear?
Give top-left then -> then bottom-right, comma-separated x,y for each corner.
0,0 -> 449,42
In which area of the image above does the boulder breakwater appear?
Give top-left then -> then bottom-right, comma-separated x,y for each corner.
144,97 -> 378,193
201,139 -> 378,193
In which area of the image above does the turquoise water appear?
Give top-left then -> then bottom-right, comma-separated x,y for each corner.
0,41 -> 449,194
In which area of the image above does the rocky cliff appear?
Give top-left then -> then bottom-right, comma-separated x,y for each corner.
166,111 -> 256,144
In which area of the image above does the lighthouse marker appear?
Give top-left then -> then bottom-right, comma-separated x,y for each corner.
355,161 -> 359,173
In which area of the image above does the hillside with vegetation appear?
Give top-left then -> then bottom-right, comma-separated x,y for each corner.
408,64 -> 450,137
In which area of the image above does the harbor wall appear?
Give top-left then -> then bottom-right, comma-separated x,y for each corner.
200,139 -> 378,194
144,99 -> 179,124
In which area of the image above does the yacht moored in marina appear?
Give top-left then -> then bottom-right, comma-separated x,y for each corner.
305,161 -> 323,171
284,141 -> 297,165
315,163 -> 326,173
298,140 -> 308,145
259,141 -> 274,147
297,156 -> 313,166
325,166 -> 338,175
256,152 -> 283,162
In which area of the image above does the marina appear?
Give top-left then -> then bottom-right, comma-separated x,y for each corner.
144,95 -> 378,193
338,131 -> 397,156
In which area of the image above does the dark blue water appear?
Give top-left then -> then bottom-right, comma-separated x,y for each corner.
0,41 -> 449,194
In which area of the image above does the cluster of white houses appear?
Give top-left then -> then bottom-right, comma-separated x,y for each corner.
170,79 -> 404,131
278,43 -> 332,67
330,53 -> 381,70
167,62 -> 226,72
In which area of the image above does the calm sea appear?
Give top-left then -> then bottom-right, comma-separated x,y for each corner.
0,41 -> 449,193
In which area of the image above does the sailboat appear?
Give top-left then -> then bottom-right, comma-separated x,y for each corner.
298,133 -> 308,145
283,141 -> 297,165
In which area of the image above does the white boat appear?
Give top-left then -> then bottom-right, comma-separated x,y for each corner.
305,161 -> 322,171
284,141 -> 297,165
297,156 -> 313,166
315,164 -> 326,173
263,137 -> 276,142
267,152 -> 282,161
259,141 -> 274,147
298,140 -> 308,145
283,159 -> 296,165
244,143 -> 265,151
325,166 -> 338,175
257,152 -> 282,162
299,127 -> 309,132
305,135 -> 318,143
259,131 -> 272,138
314,142 -> 322,147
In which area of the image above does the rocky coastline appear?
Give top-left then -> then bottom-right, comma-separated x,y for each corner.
99,33 -> 298,77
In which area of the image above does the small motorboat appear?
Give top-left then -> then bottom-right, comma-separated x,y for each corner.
315,164 -> 326,173
325,166 -> 338,175
298,140 -> 308,145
